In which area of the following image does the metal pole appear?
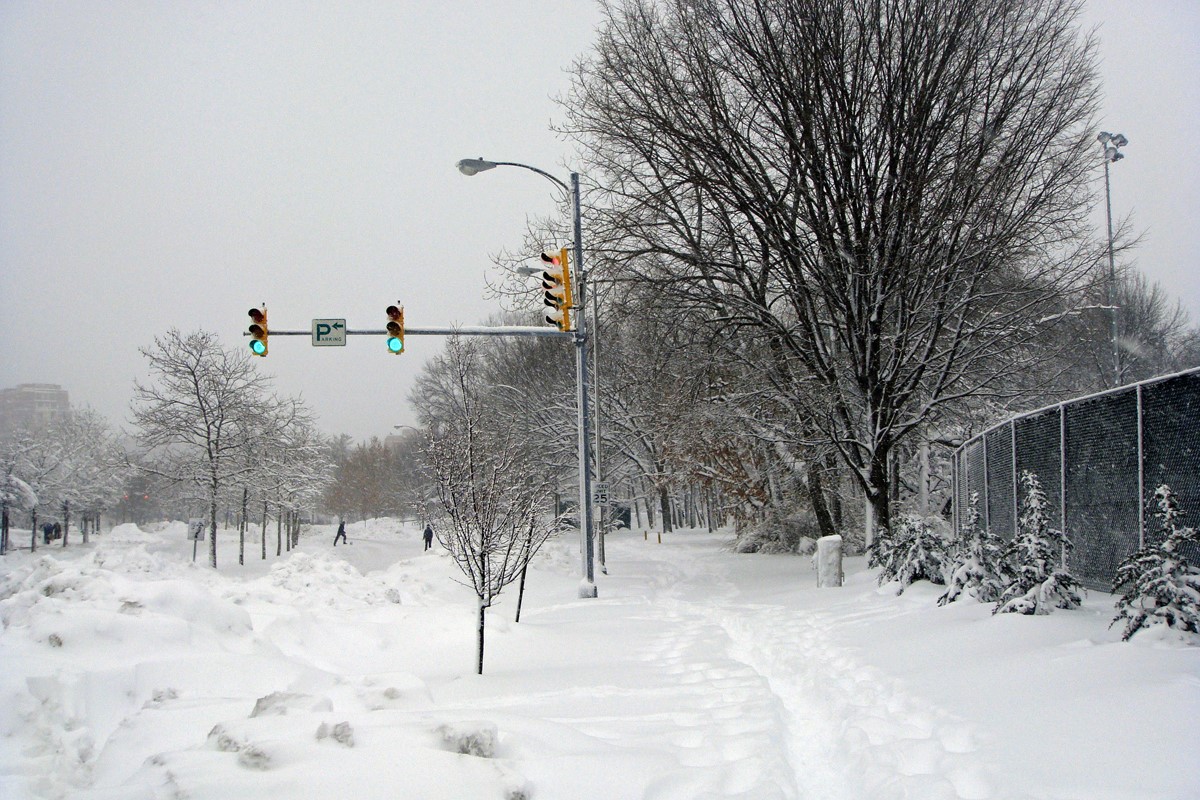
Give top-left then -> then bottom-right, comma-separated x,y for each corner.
1103,158 -> 1120,386
591,268 -> 606,573
1136,384 -> 1145,548
453,157 -> 599,597
1059,404 -> 1068,544
572,172 -> 598,597
1011,420 -> 1018,539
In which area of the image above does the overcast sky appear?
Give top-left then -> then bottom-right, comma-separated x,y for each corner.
2,1 -> 1197,444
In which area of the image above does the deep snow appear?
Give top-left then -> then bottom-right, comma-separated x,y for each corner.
0,520 -> 1196,799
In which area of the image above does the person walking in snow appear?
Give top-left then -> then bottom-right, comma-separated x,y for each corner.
333,520 -> 347,546
423,523 -> 434,551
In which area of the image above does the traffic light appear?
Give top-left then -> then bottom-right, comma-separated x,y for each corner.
385,304 -> 405,354
541,248 -> 573,331
247,306 -> 268,356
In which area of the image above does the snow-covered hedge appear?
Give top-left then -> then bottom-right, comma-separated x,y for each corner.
1112,484 -> 1200,640
868,514 -> 950,594
938,492 -> 1005,606
993,471 -> 1084,615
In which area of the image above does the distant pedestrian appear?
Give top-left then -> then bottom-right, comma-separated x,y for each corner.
334,521 -> 347,546
423,523 -> 434,551
53,522 -> 62,541
42,522 -> 54,544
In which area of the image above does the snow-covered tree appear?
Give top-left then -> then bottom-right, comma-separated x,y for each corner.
869,514 -> 950,595
53,409 -> 129,544
131,329 -> 300,568
939,493 -> 1006,606
564,0 -> 1101,537
1111,485 -> 1200,640
995,471 -> 1084,615
415,336 -> 560,674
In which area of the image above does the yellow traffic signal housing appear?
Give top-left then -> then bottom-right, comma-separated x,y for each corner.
541,247 -> 573,331
248,306 -> 268,356
386,304 -> 405,354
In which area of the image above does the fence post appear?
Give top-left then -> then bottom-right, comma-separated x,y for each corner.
982,433 -> 990,532
951,449 -> 959,537
1011,420 -> 1019,537
1059,404 -> 1068,558
1136,384 -> 1145,548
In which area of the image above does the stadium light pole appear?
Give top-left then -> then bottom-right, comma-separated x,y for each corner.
456,158 -> 598,598
1097,131 -> 1128,386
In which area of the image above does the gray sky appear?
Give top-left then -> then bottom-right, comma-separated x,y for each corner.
2,1 -> 1197,444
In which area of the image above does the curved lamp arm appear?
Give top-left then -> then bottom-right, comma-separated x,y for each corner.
455,158 -> 570,194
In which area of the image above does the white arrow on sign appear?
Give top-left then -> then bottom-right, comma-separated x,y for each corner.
312,319 -> 347,346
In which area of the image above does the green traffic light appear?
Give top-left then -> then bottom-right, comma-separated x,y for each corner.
387,336 -> 404,353
250,340 -> 266,356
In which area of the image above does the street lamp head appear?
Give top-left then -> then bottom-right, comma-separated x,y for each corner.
1097,131 -> 1128,162
456,158 -> 498,176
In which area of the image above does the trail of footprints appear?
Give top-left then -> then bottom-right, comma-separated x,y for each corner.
638,607 -> 799,800
643,567 -> 996,800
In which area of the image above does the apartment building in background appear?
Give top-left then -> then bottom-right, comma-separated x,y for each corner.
0,383 -> 70,438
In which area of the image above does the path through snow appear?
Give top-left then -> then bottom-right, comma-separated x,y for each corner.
1,522 -> 1196,799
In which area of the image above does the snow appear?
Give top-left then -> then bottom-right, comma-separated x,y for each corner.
1,520 -> 1197,799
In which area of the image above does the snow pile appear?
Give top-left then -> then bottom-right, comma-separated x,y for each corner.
0,522 -> 1196,799
233,552 -> 403,610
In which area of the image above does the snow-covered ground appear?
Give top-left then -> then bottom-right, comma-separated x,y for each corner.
0,520 -> 1196,799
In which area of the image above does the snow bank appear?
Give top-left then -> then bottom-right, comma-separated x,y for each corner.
0,523 -> 1196,800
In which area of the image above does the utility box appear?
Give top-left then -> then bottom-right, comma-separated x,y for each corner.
815,535 -> 843,588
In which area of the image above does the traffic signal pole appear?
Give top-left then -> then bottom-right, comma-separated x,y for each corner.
241,317 -> 595,598
253,325 -> 572,339
570,172 -> 598,598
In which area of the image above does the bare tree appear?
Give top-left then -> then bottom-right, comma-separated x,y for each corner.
130,329 -> 299,568
565,0 -> 1101,535
416,336 -> 559,675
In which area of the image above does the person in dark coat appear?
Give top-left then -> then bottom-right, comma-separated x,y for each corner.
53,522 -> 62,540
43,522 -> 54,544
333,520 -> 347,546
423,523 -> 434,551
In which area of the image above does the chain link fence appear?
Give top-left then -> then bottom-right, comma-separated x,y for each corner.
953,367 -> 1200,591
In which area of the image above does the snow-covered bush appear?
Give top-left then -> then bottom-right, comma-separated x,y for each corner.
1111,484 -> 1200,641
438,721 -> 497,757
734,507 -> 820,554
938,492 -> 1006,606
869,514 -> 949,594
994,471 -> 1083,615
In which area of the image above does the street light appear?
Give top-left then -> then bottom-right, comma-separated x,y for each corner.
456,157 -> 599,598
1097,131 -> 1127,386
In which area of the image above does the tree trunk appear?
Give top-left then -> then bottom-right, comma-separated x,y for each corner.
514,536 -> 532,624
476,599 -> 487,675
865,454 -> 892,544
808,461 -> 838,538
659,485 -> 672,534
828,453 -> 844,528
30,509 -> 37,552
239,487 -> 248,566
208,495 -> 218,569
